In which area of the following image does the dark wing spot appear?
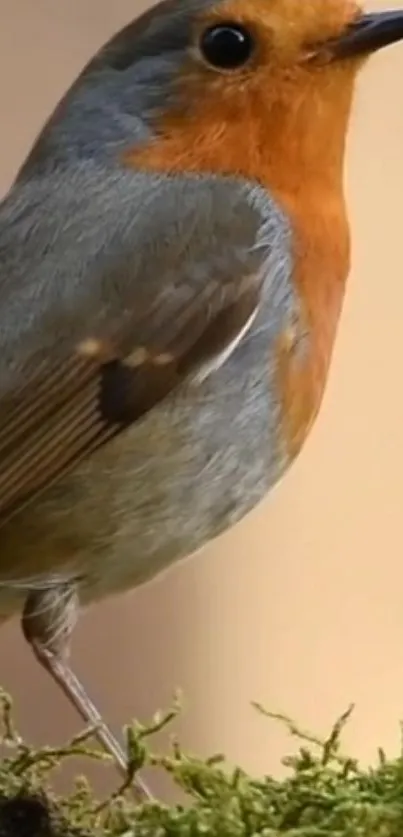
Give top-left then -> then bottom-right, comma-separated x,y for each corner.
99,359 -> 136,424
99,356 -> 180,425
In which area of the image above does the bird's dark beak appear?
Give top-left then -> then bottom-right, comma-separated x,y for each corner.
324,10 -> 403,61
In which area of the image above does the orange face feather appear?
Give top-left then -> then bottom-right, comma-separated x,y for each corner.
124,0 -> 362,457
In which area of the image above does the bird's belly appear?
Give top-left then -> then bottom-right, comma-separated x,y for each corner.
0,329 -> 290,608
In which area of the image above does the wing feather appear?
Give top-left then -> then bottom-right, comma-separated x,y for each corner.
0,272 -> 261,525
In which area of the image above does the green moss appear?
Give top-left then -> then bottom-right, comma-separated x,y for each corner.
0,690 -> 402,837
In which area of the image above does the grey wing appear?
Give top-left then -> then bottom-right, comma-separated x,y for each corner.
0,169 -> 283,527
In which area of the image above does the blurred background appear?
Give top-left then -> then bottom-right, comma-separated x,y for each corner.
0,0 -> 403,800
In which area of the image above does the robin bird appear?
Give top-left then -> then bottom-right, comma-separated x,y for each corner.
0,0 -> 402,800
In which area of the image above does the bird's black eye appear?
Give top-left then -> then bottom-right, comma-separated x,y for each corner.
199,23 -> 254,70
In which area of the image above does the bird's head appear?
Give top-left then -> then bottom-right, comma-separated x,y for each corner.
23,0 -> 403,194
91,0 -> 403,192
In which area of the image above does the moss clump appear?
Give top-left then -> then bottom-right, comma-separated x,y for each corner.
0,690 -> 402,837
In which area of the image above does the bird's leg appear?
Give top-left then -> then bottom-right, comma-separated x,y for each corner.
21,585 -> 153,802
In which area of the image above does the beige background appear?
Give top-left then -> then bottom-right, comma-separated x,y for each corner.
0,0 -> 402,799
